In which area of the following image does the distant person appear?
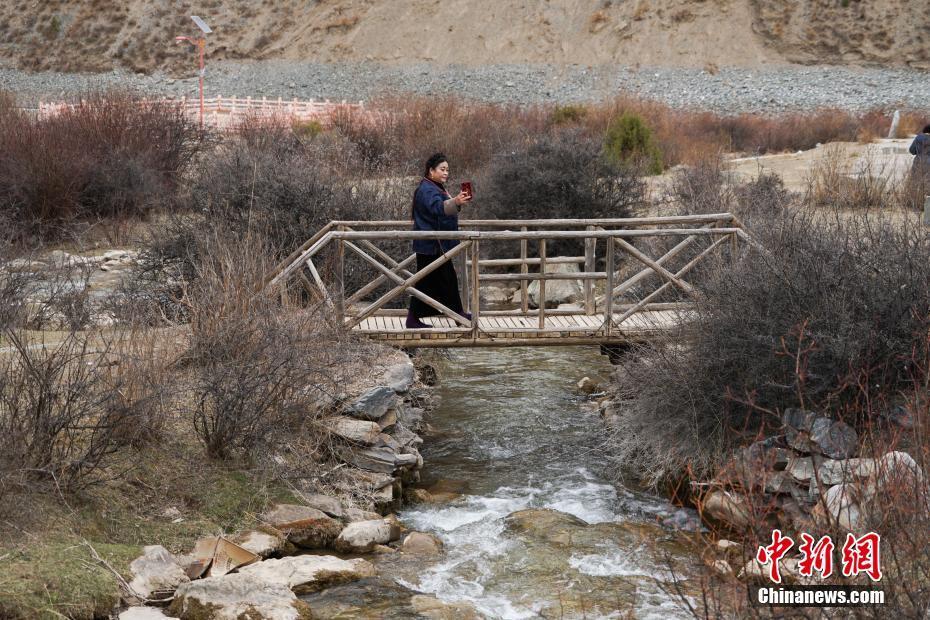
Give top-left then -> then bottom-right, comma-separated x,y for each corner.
909,124 -> 930,173
908,124 -> 930,203
406,153 -> 473,329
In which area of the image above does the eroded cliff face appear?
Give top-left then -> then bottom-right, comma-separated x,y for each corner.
749,0 -> 930,68
0,0 -> 924,74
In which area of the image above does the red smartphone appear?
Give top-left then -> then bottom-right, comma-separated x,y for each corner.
461,181 -> 473,198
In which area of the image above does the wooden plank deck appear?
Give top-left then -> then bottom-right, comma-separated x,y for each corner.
351,310 -> 687,347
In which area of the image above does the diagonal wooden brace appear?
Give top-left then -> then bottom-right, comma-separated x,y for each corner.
597,225 -> 712,305
345,240 -> 472,329
346,252 -> 417,306
612,235 -> 728,326
613,236 -> 696,297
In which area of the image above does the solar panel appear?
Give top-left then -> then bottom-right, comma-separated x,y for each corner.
191,15 -> 212,34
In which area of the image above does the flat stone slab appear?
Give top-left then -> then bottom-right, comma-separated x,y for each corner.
325,417 -> 382,445
260,504 -> 343,549
119,608 -> 179,620
129,545 -> 189,600
170,573 -> 310,620
239,555 -> 375,595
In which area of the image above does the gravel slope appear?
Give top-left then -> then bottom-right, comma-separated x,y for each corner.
3,60 -> 929,114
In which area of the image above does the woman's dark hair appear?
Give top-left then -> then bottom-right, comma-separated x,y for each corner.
411,153 -> 450,219
423,152 -> 448,178
922,124 -> 930,134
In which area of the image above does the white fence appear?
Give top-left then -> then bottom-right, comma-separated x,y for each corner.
35,95 -> 374,130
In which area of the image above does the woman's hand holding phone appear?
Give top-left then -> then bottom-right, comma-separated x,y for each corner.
453,190 -> 473,206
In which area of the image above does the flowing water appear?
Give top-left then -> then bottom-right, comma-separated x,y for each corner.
376,346 -> 704,619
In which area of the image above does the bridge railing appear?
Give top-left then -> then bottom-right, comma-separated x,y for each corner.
268,214 -> 751,336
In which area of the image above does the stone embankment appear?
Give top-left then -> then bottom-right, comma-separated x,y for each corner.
117,350 -> 473,619
599,395 -> 925,583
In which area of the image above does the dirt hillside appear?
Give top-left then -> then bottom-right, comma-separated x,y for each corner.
0,1 -> 927,74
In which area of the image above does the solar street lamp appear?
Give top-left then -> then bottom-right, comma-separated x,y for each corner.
175,16 -> 212,129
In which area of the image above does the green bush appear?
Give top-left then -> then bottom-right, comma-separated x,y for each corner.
550,104 -> 588,125
293,119 -> 324,139
604,112 -> 663,175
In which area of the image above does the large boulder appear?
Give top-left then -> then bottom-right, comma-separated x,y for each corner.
701,490 -> 751,530
810,418 -> 858,459
128,545 -> 189,601
871,450 -> 924,489
343,506 -> 384,523
334,519 -> 401,553
381,359 -> 416,393
238,555 -> 375,595
260,504 -> 343,549
814,483 -> 862,532
505,508 -> 588,548
230,529 -> 289,559
344,387 -> 398,421
401,532 -> 444,556
782,408 -> 819,432
527,262 -> 583,307
396,406 -> 425,430
480,285 -> 514,305
169,573 -> 311,620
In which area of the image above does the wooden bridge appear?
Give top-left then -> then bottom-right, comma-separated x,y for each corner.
268,214 -> 751,348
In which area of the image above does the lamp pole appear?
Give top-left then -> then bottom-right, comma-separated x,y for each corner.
174,35 -> 205,128
175,16 -> 212,130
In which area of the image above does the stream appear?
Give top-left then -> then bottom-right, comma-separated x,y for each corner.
378,346 -> 704,619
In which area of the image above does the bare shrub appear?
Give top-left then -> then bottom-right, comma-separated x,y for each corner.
733,169 -> 792,222
96,328 -> 178,447
482,127 -> 644,256
188,117 -> 404,258
23,261 -> 96,331
0,91 -> 201,242
607,206 -> 930,484
805,144 -> 898,210
667,155 -> 735,215
182,230 -> 346,460
330,96 -> 547,175
0,331 -> 130,490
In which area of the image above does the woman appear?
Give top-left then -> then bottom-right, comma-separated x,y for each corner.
406,153 -> 473,329
908,124 -> 930,172
907,124 -> 930,202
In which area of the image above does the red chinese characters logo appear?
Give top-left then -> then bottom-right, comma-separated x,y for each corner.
756,530 -> 882,583
756,529 -> 794,583
798,533 -> 834,578
841,532 -> 882,582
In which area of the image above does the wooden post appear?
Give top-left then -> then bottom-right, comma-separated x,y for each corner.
605,235 -> 615,336
584,225 -> 595,315
460,244 -> 470,311
470,240 -> 480,331
730,231 -> 739,265
538,238 -> 546,329
335,226 -> 345,326
520,226 -> 529,314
